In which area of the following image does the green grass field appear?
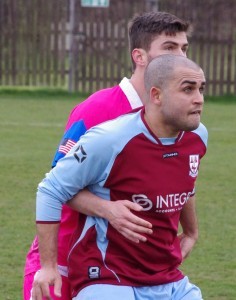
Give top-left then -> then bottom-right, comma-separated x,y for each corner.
0,90 -> 235,299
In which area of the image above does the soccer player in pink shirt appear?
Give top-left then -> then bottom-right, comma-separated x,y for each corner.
24,12 -> 191,300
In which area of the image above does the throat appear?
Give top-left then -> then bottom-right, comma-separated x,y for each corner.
144,112 -> 179,139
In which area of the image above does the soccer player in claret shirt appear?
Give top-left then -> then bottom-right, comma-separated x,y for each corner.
24,12 -> 191,300
33,54 -> 207,300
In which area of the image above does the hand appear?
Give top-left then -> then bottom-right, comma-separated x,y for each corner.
178,232 -> 197,261
30,268 -> 62,300
105,200 -> 153,243
67,190 -> 153,244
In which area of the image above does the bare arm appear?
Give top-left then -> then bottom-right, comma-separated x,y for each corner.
68,189 -> 153,243
179,195 -> 199,261
31,223 -> 62,300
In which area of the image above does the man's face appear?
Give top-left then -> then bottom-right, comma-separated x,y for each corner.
159,67 -> 206,135
147,32 -> 189,62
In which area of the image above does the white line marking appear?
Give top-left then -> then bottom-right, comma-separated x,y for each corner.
209,128 -> 236,132
0,121 -> 64,128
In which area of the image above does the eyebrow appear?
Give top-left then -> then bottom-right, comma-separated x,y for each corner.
181,80 -> 206,85
162,41 -> 189,47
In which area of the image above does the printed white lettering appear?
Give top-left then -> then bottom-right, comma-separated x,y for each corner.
156,192 -> 191,211
132,191 -> 193,214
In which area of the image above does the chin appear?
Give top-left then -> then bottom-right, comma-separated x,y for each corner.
186,116 -> 201,131
187,123 -> 200,131
180,121 -> 200,132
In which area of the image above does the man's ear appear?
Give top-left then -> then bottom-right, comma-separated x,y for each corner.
131,48 -> 148,67
150,87 -> 161,105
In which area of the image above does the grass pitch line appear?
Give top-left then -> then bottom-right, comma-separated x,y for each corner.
1,121 -> 64,128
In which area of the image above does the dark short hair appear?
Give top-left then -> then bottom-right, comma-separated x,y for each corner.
128,11 -> 191,69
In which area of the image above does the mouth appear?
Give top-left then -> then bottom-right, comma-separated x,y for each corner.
190,110 -> 201,115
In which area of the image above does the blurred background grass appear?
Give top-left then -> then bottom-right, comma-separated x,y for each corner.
0,90 -> 235,299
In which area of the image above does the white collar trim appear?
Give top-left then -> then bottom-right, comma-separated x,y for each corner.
119,77 -> 143,109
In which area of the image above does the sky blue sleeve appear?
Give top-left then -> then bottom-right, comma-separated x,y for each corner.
36,111 -> 142,222
36,126 -> 118,222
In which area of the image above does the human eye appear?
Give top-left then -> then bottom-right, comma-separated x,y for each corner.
164,44 -> 174,51
183,86 -> 192,93
199,86 -> 205,94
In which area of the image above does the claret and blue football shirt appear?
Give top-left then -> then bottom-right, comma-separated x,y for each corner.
36,107 -> 207,296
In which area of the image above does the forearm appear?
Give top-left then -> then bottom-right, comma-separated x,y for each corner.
37,223 -> 59,269
179,195 -> 199,259
32,223 -> 62,299
68,189 -> 111,218
36,184 -> 63,268
178,232 -> 198,261
180,196 -> 198,238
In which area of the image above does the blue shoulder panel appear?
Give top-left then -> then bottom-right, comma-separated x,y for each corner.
51,120 -> 87,167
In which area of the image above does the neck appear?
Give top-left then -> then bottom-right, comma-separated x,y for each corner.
144,108 -> 179,138
130,70 -> 146,105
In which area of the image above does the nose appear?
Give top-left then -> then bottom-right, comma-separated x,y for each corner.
194,91 -> 204,105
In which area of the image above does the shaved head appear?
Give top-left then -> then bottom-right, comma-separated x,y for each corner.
144,54 -> 202,92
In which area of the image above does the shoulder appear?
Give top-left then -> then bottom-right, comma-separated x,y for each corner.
66,85 -> 129,130
80,110 -> 143,150
73,85 -> 126,112
192,123 -> 208,147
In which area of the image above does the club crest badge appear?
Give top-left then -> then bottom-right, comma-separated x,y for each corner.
189,155 -> 199,177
